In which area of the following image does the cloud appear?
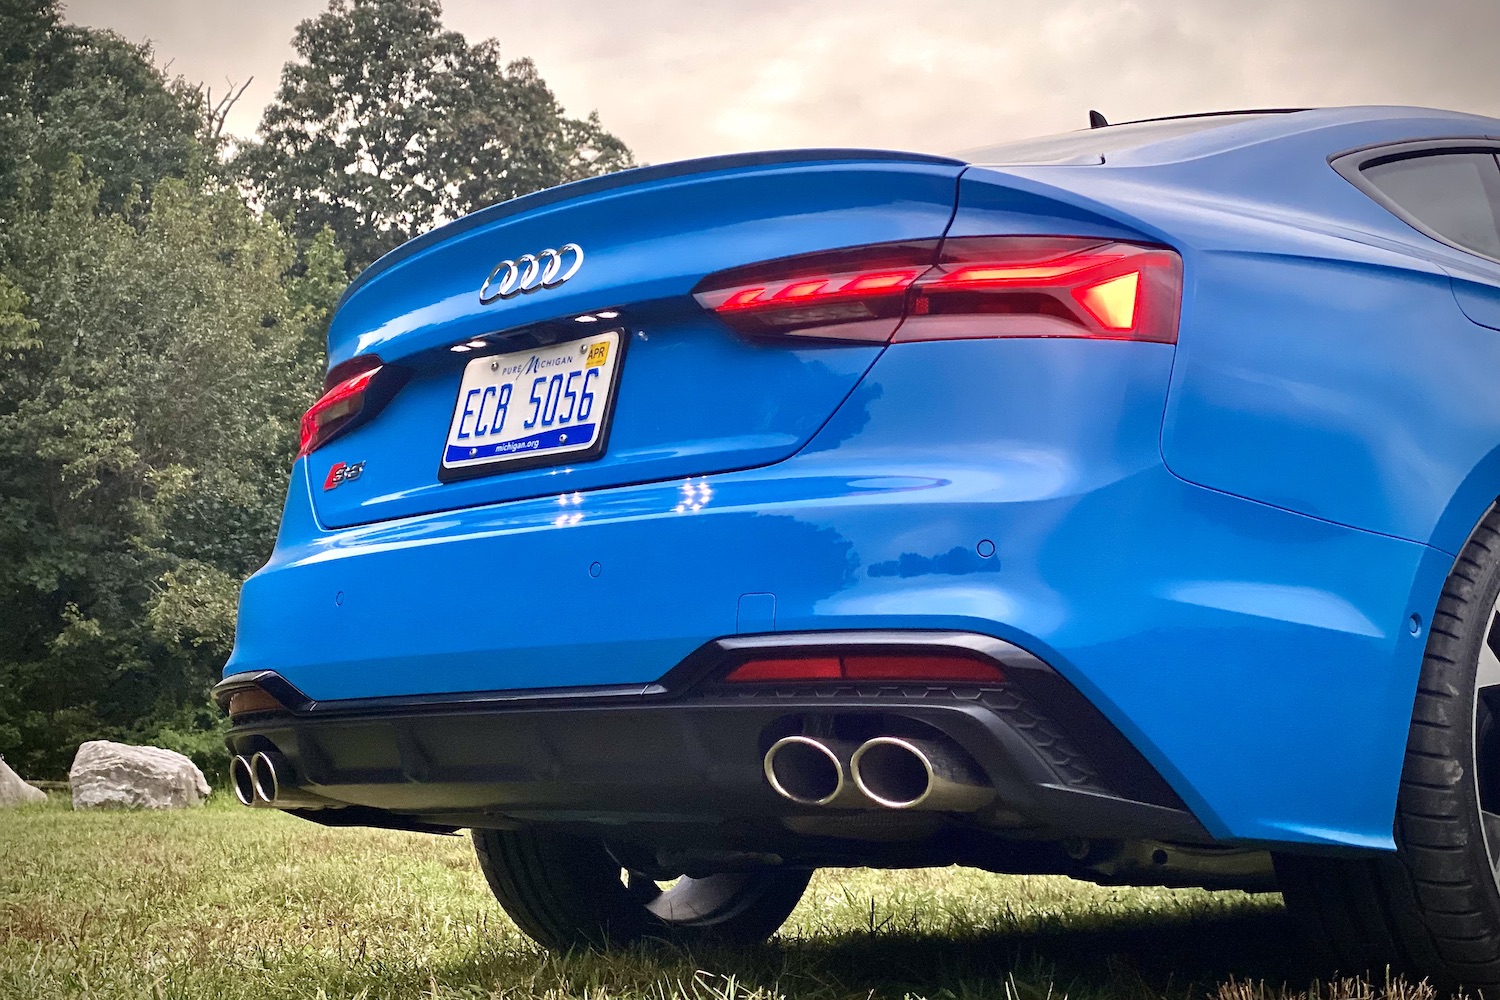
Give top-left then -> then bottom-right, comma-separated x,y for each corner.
443,0 -> 1500,160
65,0 -> 1500,164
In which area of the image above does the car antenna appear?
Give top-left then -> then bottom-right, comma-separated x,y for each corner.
1088,110 -> 1109,129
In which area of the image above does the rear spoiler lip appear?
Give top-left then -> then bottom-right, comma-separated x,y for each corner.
334,148 -> 966,314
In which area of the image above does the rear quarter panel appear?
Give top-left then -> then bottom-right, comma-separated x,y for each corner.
973,114 -> 1500,556
1163,244 -> 1500,554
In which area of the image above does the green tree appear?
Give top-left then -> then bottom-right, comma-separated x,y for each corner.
240,0 -> 634,271
0,0 -> 203,258
0,162 -> 335,779
0,4 -> 347,779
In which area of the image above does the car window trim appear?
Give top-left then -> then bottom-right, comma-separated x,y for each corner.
1331,136 -> 1500,268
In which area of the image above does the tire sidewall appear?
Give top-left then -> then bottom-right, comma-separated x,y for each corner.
1396,512 -> 1500,960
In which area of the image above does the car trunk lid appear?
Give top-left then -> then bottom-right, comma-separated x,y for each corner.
309,152 -> 966,528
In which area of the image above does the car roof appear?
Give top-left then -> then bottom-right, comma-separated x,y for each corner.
957,106 -> 1500,167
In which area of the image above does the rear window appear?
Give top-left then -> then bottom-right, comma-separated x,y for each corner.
957,114 -> 1276,166
1361,152 -> 1500,259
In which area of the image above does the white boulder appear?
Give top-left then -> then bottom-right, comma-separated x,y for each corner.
0,755 -> 46,806
68,740 -> 210,809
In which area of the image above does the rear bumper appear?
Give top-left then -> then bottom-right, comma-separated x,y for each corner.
220,630 -> 1233,878
227,339 -> 1449,850
220,631 -> 1192,825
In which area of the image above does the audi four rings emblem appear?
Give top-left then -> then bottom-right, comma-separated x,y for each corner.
478,243 -> 584,303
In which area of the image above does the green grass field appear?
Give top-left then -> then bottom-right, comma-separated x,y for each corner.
0,794 -> 1448,1000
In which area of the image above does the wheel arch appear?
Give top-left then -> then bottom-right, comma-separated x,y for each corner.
1429,443 -> 1500,557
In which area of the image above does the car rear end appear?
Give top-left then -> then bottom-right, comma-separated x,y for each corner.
217,127 -> 1430,891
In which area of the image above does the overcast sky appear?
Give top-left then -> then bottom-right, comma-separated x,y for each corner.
63,0 -> 1500,164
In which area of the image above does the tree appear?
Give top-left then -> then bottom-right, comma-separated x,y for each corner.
0,0 -> 624,780
0,6 -> 324,778
0,162 -> 336,779
0,1 -> 204,257
239,0 -> 634,271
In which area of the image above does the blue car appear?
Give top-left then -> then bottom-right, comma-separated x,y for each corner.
218,105 -> 1500,984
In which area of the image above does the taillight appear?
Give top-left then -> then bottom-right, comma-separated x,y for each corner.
901,238 -> 1182,344
693,236 -> 1182,344
723,652 -> 1004,684
298,355 -> 384,457
691,241 -> 939,342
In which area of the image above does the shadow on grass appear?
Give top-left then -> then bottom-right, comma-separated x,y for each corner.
763,905 -> 1300,997
738,905 -> 1295,998
401,902 -> 1304,1000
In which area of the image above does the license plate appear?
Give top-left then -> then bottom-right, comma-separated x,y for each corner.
440,330 -> 623,478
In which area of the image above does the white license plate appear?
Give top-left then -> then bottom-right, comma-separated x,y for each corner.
441,330 -> 623,475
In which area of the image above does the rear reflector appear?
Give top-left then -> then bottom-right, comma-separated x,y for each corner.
227,687 -> 286,718
723,652 -> 1003,684
723,657 -> 843,682
693,236 -> 1181,344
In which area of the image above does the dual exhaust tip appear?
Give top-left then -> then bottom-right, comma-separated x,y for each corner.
763,734 -> 995,812
230,751 -> 319,808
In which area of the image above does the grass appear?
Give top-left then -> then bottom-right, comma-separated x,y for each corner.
0,793 -> 1448,1000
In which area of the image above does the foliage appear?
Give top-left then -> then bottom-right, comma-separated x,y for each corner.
0,160 -> 338,780
0,0 -> 627,781
0,0 -> 203,251
239,0 -> 635,270
0,2 -> 257,780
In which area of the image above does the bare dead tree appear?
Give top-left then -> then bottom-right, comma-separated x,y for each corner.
204,78 -> 253,141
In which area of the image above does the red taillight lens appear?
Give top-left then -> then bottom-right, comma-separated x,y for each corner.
691,241 -> 940,342
298,355 -> 384,457
692,236 -> 1182,345
900,237 -> 1181,344
723,652 -> 1003,684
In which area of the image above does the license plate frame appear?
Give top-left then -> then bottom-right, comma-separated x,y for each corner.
437,329 -> 627,483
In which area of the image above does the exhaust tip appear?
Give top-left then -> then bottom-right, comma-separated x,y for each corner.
229,755 -> 256,807
249,751 -> 280,804
851,737 -> 934,809
764,736 -> 845,806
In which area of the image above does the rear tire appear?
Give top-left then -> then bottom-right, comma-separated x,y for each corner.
1276,504 -> 1500,991
472,827 -> 811,951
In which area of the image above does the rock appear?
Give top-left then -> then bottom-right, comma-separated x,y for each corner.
68,740 -> 210,809
0,756 -> 47,806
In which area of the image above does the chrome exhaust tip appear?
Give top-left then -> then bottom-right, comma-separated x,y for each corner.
764,736 -> 851,806
229,755 -> 257,807
249,751 -> 282,805
247,750 -> 329,809
850,736 -> 995,812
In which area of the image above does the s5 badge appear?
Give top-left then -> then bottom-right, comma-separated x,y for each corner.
324,461 -> 365,490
